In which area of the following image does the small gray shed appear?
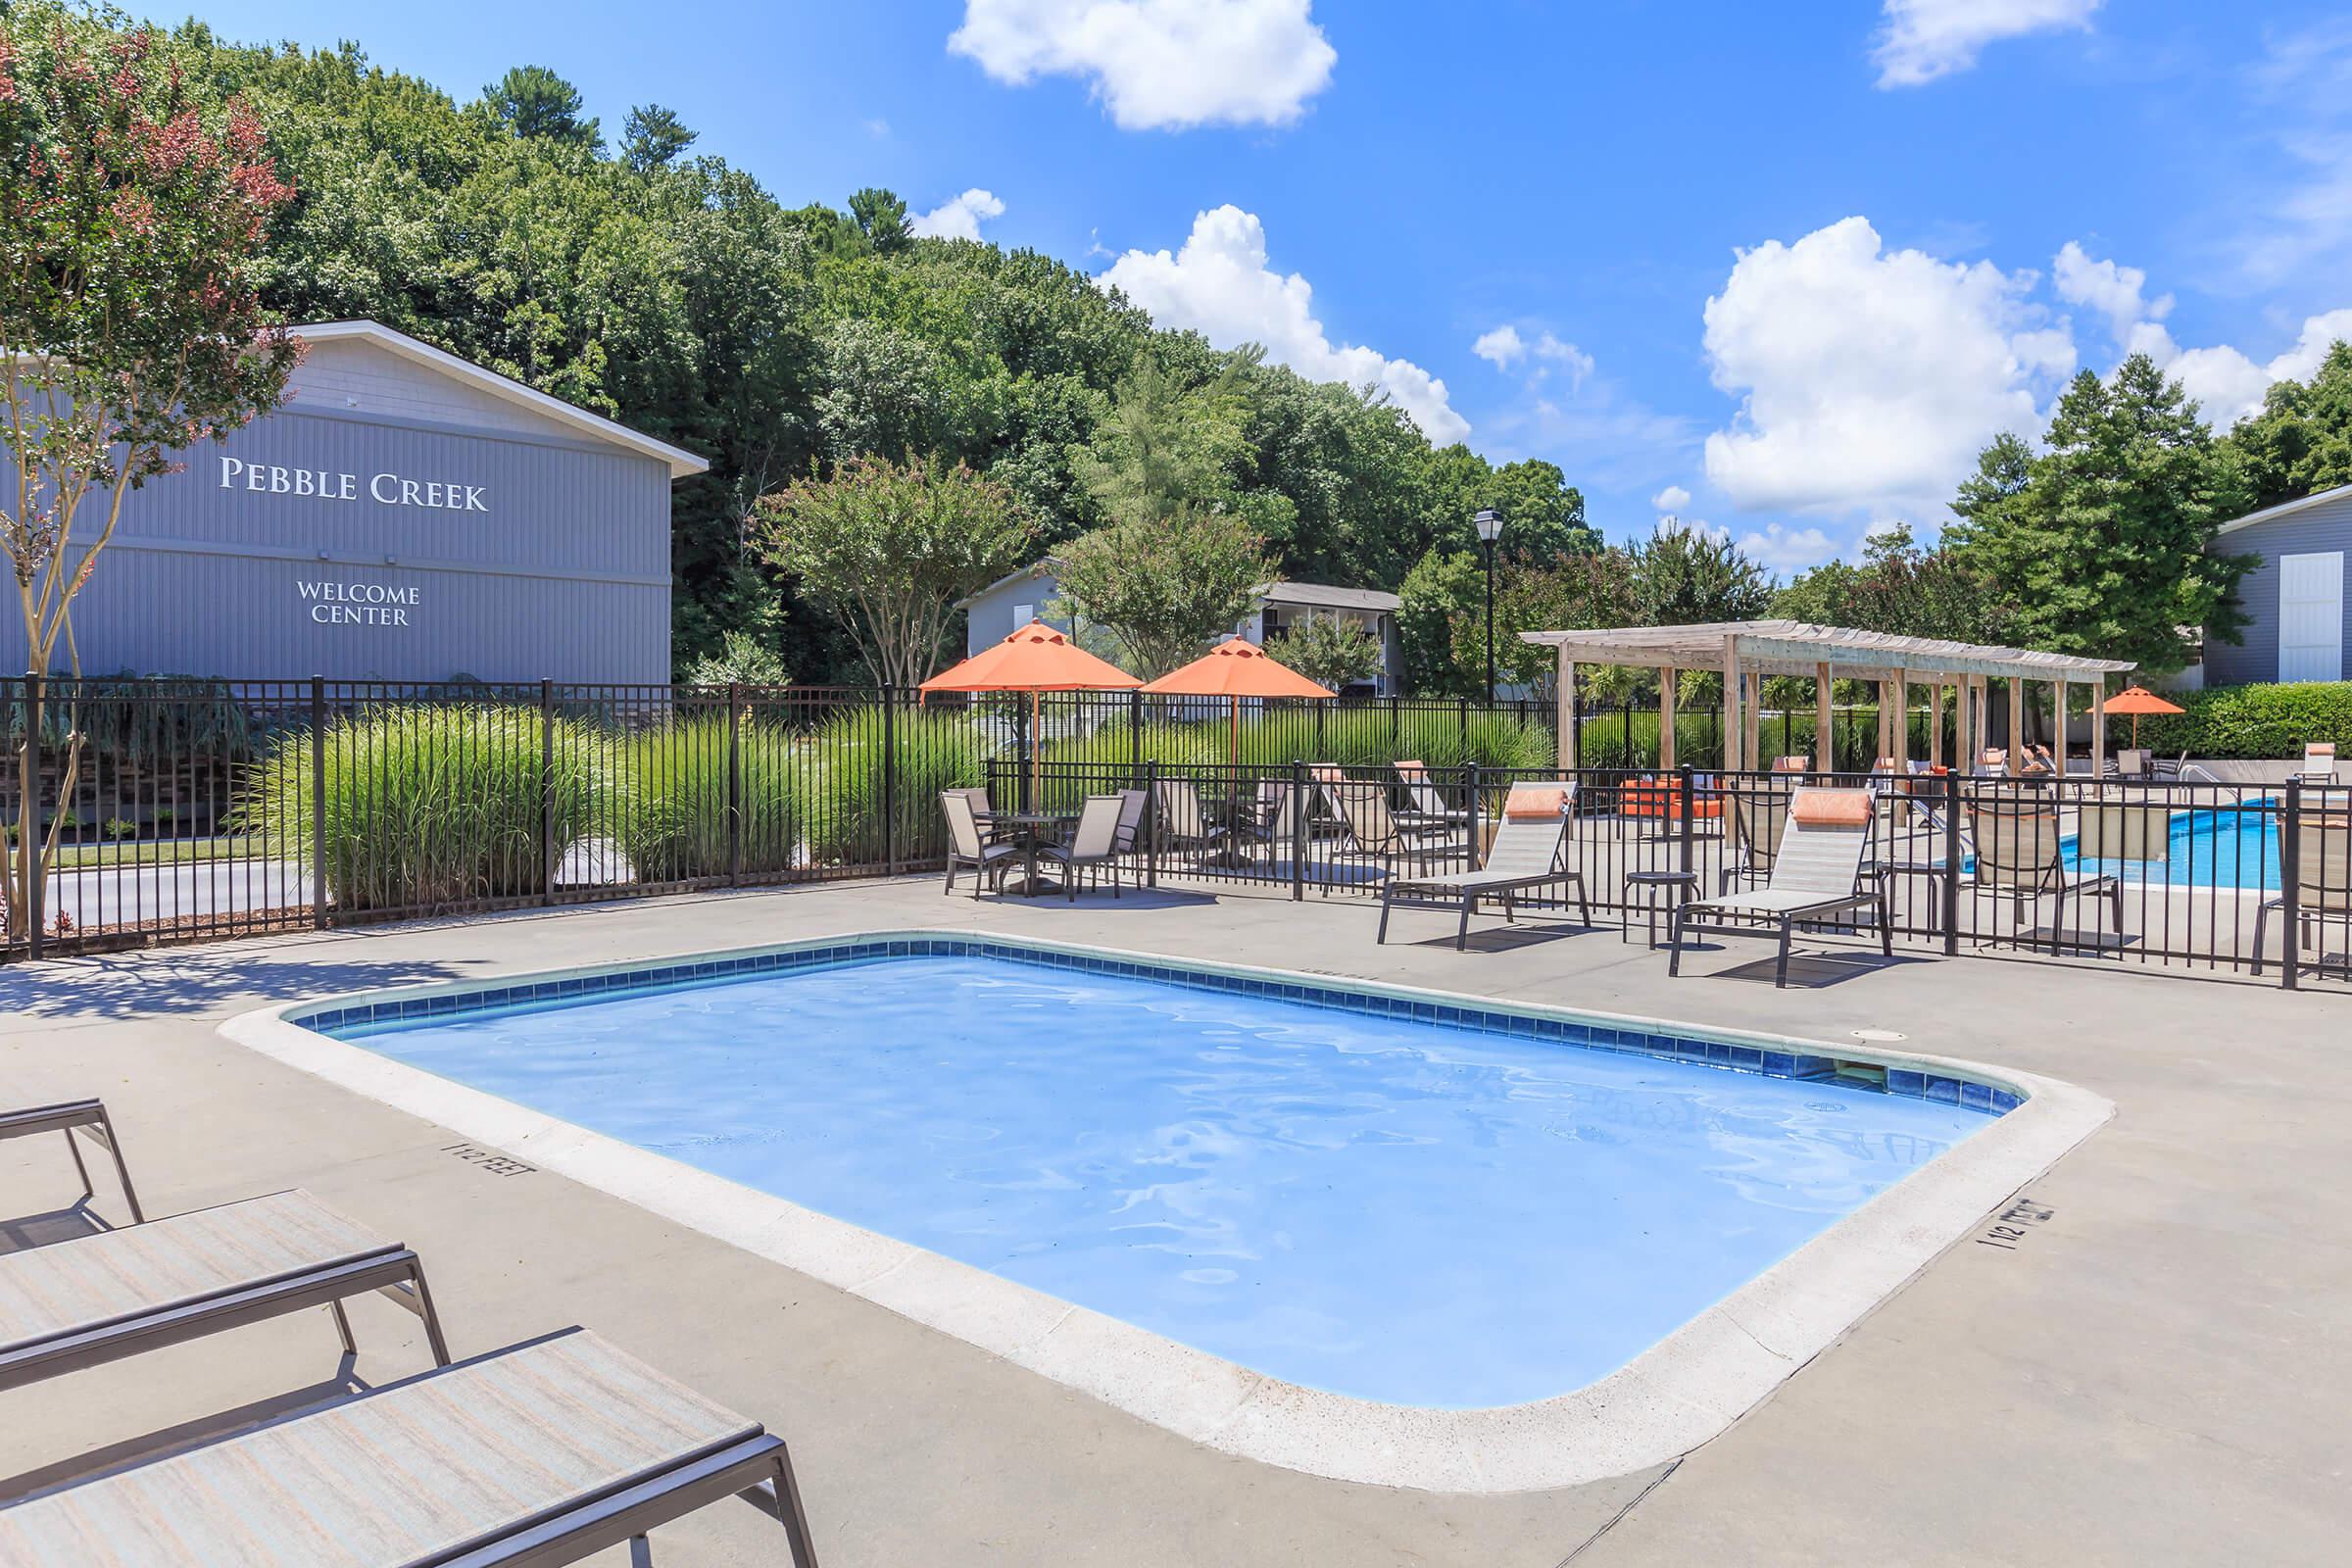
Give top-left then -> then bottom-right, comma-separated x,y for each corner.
2205,482 -> 2352,686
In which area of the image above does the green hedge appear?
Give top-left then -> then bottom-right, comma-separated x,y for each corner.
2131,682 -> 2352,760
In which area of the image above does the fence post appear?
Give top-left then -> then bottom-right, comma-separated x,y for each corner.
729,682 -> 746,886
1457,696 -> 1468,753
1468,760 -> 1483,876
1145,758 -> 1159,888
2281,779 -> 2301,991
1128,689 -> 1143,782
1677,763 -> 1694,876
310,675 -> 328,930
1316,701 -> 1326,758
1290,759 -> 1306,903
879,685 -> 896,876
539,678 -> 556,906
1941,769 -> 1961,956
1623,701 -> 1633,767
24,671 -> 42,960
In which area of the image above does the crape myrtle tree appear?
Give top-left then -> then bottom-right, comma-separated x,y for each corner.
750,455 -> 1036,687
1264,613 -> 1383,691
0,7 -> 304,938
1947,355 -> 2254,678
1054,507 -> 1273,679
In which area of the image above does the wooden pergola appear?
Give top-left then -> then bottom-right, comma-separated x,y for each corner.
1519,620 -> 2136,776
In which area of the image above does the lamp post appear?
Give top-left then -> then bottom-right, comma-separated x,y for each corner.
1474,508 -> 1503,704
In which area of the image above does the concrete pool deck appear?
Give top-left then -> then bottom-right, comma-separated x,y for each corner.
4,879 -> 2348,1563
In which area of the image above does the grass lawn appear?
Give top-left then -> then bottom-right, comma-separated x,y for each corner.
42,834 -> 272,870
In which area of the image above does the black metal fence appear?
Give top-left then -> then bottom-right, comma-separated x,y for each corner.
7,673 -> 2340,991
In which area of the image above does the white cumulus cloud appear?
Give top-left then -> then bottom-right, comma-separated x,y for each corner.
1472,325 -> 1593,386
1736,522 -> 1838,572
1700,217 -> 2071,519
2053,240 -> 2173,342
1872,0 -> 2102,88
2129,309 -> 2352,426
1100,205 -> 1469,443
1652,484 -> 1691,511
948,0 -> 1337,130
909,188 -> 1007,242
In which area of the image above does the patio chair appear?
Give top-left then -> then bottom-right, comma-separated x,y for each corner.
2110,748 -> 2152,778
1110,787 -> 1149,857
0,1189 -> 450,1395
1771,756 -> 1810,774
1976,747 -> 2009,776
1965,793 -> 2125,953
0,1326 -> 820,1568
1720,787 -> 1791,893
1378,783 -> 1589,949
1152,778 -> 1231,865
1668,786 -> 1890,988
940,791 -> 1020,899
1315,767 -> 1453,883
1392,760 -> 1470,827
2292,740 -> 2339,786
1038,793 -> 1129,900
2,1098 -> 143,1224
942,786 -> 1005,843
2252,806 -> 2352,979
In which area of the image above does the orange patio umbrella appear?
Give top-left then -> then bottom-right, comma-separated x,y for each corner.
1139,637 -> 1336,766
2102,685 -> 2184,749
919,619 -> 1142,804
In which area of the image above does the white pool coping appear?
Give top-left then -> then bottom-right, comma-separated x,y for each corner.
220,926 -> 2113,1494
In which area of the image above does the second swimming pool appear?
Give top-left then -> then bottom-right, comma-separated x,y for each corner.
316,943 -> 1993,1409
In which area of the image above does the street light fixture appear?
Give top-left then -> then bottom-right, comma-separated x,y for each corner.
1473,508 -> 1503,704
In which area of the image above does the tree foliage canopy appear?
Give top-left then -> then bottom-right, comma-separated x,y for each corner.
1264,614 -> 1384,692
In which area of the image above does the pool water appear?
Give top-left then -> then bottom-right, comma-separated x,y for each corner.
2068,806 -> 2279,892
330,954 -> 1984,1407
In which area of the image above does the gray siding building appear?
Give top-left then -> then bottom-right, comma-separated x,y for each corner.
2204,482 -> 2352,687
2,321 -> 704,684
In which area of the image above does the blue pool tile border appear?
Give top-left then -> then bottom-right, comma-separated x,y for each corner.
297,936 -> 2009,1118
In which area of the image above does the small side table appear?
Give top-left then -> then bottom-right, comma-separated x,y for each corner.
1623,869 -> 1700,949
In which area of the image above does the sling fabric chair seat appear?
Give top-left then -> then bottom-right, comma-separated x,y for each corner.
1038,793 -> 1129,899
1,1098 -> 143,1225
1392,760 -> 1470,826
1669,786 -> 1889,988
0,1327 -> 818,1567
940,791 -> 1020,900
1379,783 -> 1588,949
1965,797 -> 2125,954
0,1189 -> 449,1394
2252,808 -> 2352,980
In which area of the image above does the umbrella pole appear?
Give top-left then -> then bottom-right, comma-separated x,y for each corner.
1230,697 -> 1240,768
1031,689 -> 1042,810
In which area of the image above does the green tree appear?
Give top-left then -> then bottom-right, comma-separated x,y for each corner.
620,103 -> 696,172
847,186 -> 911,254
1075,351 -> 1250,524
1054,510 -> 1273,677
1396,549 -> 1486,697
0,7 -> 305,936
484,65 -> 599,148
1265,615 -> 1384,691
1774,524 -> 2009,643
2227,340 -> 2352,511
751,456 -> 1037,685
1948,355 -> 2255,675
1628,525 -> 1771,625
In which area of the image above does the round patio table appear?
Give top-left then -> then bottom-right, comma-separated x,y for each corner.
986,811 -> 1077,897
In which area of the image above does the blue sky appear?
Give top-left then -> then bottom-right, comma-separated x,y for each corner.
161,1 -> 2352,575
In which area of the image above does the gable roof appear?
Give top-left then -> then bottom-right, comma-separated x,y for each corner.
292,321 -> 708,479
2213,480 -> 2352,539
956,561 -> 1055,610
1259,581 -> 1400,613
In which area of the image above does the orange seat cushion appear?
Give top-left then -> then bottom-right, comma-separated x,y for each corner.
1504,784 -> 1571,819
1789,788 -> 1871,827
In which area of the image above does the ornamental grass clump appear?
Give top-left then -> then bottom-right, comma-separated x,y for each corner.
804,707 -> 989,865
612,712 -> 799,881
242,704 -> 597,911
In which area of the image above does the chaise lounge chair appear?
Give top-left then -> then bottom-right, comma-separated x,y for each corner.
2293,740 -> 2339,787
1668,786 -> 1890,987
0,1326 -> 820,1567
1316,766 -> 1454,884
2252,802 -> 2352,981
0,1189 -> 449,1394
2,1099 -> 143,1224
1391,760 -> 1470,828
1377,782 -> 1588,949
1965,793 -> 2125,954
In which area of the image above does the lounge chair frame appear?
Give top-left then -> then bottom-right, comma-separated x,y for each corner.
1378,788 -> 1589,949
1,1098 -> 143,1224
940,791 -> 1021,899
0,1192 -> 452,1394
1669,788 -> 1890,987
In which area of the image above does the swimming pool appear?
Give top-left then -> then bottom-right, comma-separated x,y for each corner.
237,932 -> 2109,1490
2068,805 -> 2279,892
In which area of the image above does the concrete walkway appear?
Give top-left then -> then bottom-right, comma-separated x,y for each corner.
1,879 -> 2345,1564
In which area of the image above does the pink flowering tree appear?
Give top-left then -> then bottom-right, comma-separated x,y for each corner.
0,10 -> 303,936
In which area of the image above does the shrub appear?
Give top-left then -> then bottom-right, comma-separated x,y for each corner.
241,704 -> 598,910
612,712 -> 800,881
804,707 -> 989,864
2132,681 -> 2352,760
1226,706 -> 1556,771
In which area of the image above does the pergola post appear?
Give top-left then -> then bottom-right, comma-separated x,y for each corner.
1893,670 -> 1912,770
1956,677 -> 1974,773
1723,634 -> 1743,772
1659,666 -> 1678,770
1929,681 -> 1945,767
1557,649 -> 1577,770
1814,662 -> 1834,773
2091,677 -> 2108,777
2050,678 -> 2067,775
1743,670 -> 1762,771
2007,676 -> 2024,769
